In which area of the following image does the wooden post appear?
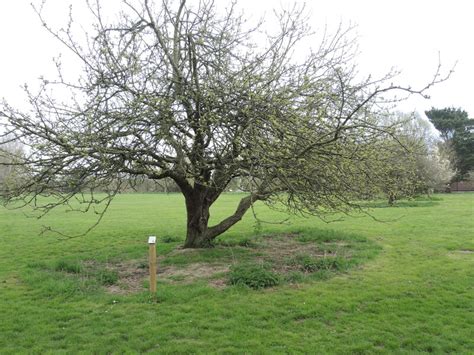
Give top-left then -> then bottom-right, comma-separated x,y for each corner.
148,236 -> 157,293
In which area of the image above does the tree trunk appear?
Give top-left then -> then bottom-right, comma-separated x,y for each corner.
388,192 -> 396,206
184,224 -> 213,248
182,189 -> 259,248
183,191 -> 213,248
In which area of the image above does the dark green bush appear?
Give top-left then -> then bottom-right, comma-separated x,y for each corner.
228,264 -> 280,289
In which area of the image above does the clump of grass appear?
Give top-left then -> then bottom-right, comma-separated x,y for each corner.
35,259 -> 119,291
136,261 -> 148,269
296,229 -> 354,243
217,237 -> 257,248
289,254 -> 348,273
413,195 -> 443,201
96,269 -> 119,286
228,263 -> 280,289
237,239 -> 258,248
160,235 -> 181,243
54,260 -> 83,274
284,271 -> 306,283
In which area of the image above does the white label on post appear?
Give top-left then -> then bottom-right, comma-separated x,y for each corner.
148,236 -> 156,244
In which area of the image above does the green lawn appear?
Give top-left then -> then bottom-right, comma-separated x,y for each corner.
0,193 -> 473,353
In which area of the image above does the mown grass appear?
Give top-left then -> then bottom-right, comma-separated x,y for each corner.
0,193 -> 473,353
358,195 -> 443,208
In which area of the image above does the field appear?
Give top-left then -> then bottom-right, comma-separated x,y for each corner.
0,193 -> 473,353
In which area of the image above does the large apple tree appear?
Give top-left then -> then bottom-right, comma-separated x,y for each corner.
0,0 -> 446,247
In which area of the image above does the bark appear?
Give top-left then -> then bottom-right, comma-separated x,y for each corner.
183,190 -> 212,248
183,190 -> 257,248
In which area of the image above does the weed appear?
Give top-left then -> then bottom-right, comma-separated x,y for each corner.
228,263 -> 280,289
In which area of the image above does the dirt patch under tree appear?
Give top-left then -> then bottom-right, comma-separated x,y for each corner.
104,233 -> 356,294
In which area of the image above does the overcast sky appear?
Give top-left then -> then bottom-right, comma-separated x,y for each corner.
0,0 -> 472,118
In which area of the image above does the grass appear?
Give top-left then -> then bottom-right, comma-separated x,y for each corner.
359,195 -> 443,208
0,193 -> 473,353
228,263 -> 281,289
288,254 -> 348,273
153,228 -> 380,289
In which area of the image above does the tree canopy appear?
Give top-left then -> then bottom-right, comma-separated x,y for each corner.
424,107 -> 469,141
425,107 -> 474,180
0,0 -> 447,247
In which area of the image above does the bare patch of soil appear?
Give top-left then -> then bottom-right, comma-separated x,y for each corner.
104,234 -> 351,294
447,249 -> 473,260
158,263 -> 229,283
208,278 -> 227,289
260,237 -> 325,261
257,235 -> 344,273
105,259 -> 229,294
105,260 -> 148,295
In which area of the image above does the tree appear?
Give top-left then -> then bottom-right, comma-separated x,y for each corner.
374,137 -> 420,205
372,112 -> 442,204
393,112 -> 454,195
451,128 -> 474,179
0,136 -> 24,195
0,0 -> 446,247
425,107 -> 474,180
424,107 -> 468,141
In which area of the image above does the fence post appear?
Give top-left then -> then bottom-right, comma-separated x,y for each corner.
148,236 -> 157,293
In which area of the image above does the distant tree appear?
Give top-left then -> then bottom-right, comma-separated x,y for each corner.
425,107 -> 468,141
0,136 -> 24,195
425,107 -> 474,180
451,128 -> 474,179
0,0 -> 447,247
403,113 -> 454,192
375,137 -> 421,205
374,112 -> 453,204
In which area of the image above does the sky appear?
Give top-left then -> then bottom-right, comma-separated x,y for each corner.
0,0 -> 472,119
